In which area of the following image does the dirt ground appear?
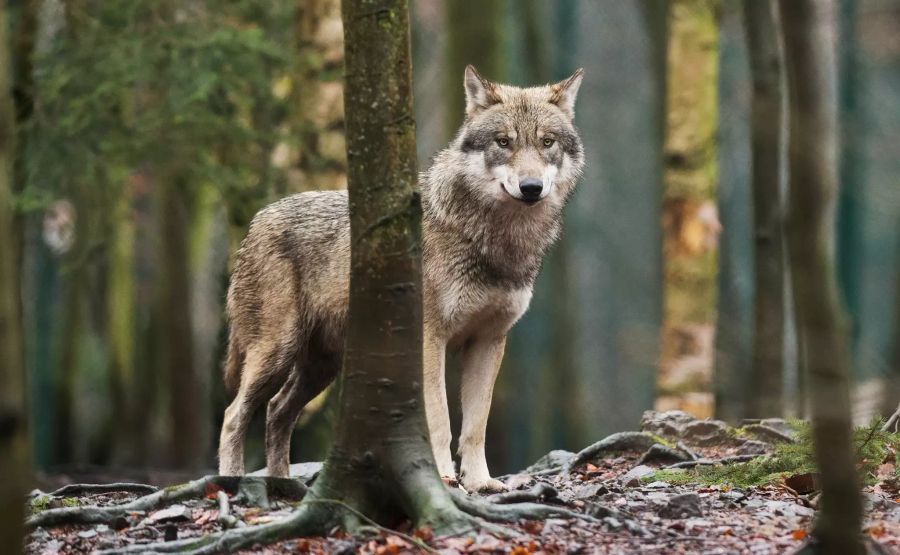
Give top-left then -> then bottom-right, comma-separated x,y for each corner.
25,412 -> 900,555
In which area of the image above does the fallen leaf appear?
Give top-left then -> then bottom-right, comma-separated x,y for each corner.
866,524 -> 887,538
204,482 -> 223,499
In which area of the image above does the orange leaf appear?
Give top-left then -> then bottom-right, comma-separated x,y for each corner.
204,482 -> 223,499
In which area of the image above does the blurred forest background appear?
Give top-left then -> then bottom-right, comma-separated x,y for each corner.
8,0 -> 900,479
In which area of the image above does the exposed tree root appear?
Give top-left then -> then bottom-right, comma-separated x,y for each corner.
664,454 -> 760,470
91,483 -> 602,555
562,432 -> 662,474
487,483 -> 557,505
27,475 -> 307,529
448,489 -> 598,524
47,483 -> 160,497
96,502 -> 335,555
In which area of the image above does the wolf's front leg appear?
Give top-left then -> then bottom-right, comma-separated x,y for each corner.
458,336 -> 507,492
423,331 -> 455,478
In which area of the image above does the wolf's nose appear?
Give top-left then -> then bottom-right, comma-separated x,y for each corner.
519,178 -> 543,203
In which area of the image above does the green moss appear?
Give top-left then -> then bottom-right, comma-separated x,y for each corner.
644,419 -> 900,488
30,496 -> 50,514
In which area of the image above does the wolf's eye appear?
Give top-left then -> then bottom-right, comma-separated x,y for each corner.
542,137 -> 556,148
496,137 -> 510,148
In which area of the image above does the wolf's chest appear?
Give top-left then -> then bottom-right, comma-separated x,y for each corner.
428,278 -> 533,341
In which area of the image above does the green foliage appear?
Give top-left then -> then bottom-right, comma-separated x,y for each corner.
23,0 -> 294,227
645,419 -> 900,488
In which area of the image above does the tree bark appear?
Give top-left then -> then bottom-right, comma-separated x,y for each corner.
201,0 -> 472,538
289,0 -> 347,193
658,0 -> 720,417
779,2 -> 862,553
744,0 -> 787,418
0,4 -> 30,552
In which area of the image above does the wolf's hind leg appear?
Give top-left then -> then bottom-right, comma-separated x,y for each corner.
218,342 -> 295,476
265,353 -> 338,478
458,336 -> 507,493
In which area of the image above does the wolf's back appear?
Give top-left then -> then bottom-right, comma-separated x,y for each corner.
223,190 -> 351,397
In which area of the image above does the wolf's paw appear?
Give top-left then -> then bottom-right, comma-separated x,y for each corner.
461,476 -> 508,493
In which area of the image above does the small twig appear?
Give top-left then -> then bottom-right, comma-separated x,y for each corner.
48,483 -> 159,497
882,408 -> 900,433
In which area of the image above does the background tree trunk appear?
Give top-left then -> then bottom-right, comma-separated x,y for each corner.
159,179 -> 204,469
444,0 -> 502,138
780,1 -> 862,553
744,0 -> 787,418
0,4 -> 30,551
658,0 -> 720,417
289,0 -> 346,193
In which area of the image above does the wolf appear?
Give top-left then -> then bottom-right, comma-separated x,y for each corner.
218,65 -> 585,492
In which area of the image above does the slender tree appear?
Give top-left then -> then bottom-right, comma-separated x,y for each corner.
0,3 -> 29,552
744,0 -> 787,417
780,1 -> 862,553
659,0 -> 720,416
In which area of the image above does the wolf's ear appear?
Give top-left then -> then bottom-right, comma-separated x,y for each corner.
464,65 -> 501,118
549,68 -> 584,119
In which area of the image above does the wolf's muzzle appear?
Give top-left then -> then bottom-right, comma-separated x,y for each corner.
519,178 -> 543,204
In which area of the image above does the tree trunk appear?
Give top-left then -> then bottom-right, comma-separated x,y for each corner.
744,0 -> 787,418
780,2 -> 862,553
658,0 -> 720,417
160,180 -> 204,469
0,4 -> 30,552
206,0 -> 473,540
304,0 -> 464,528
289,0 -> 347,193
444,0 -> 502,138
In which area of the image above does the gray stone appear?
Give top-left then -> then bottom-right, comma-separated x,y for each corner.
737,439 -> 771,456
659,493 -> 703,519
250,462 -> 323,485
146,504 -> 192,524
640,410 -> 697,437
620,464 -> 655,485
525,449 -> 576,473
682,419 -> 730,445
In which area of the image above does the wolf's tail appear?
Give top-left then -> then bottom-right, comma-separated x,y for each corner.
222,329 -> 244,400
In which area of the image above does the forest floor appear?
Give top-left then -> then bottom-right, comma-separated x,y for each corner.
25,411 -> 900,555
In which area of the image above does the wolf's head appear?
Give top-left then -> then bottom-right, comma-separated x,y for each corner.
449,65 -> 585,209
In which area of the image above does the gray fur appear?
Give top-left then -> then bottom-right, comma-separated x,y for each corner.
219,66 -> 585,491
